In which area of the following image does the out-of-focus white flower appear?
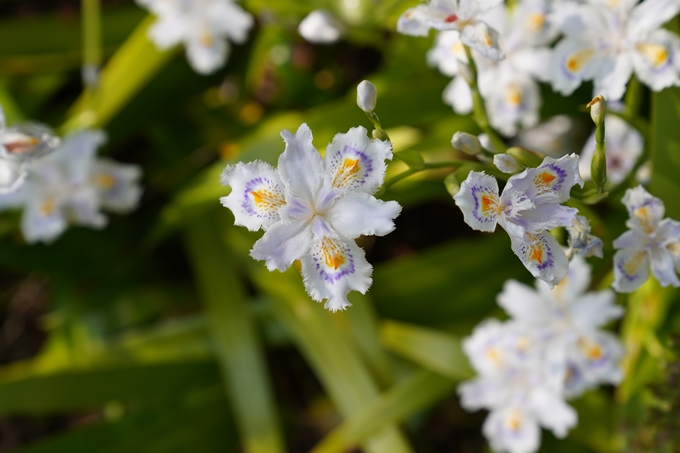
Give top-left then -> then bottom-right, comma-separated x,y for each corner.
579,115 -> 643,186
220,124 -> 401,311
398,0 -> 506,61
549,0 -> 680,100
498,255 -> 623,397
298,10 -> 344,44
357,80 -> 377,113
566,215 -> 604,259
0,130 -> 143,244
136,0 -> 254,74
428,0 -> 553,136
516,115 -> 581,158
454,154 -> 583,286
459,320 -> 577,453
0,105 -> 60,194
613,186 -> 680,293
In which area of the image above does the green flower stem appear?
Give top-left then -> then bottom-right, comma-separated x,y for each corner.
463,45 -> 506,153
377,160 -> 479,196
366,111 -> 390,142
592,119 -> 608,194
82,0 -> 102,73
624,76 -> 642,118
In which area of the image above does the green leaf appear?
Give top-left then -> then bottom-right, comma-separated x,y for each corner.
379,320 -> 473,380
249,263 -> 415,453
311,369 -> 454,453
0,361 -> 219,414
184,213 -> 286,453
63,15 -> 175,132
650,87 -> 680,219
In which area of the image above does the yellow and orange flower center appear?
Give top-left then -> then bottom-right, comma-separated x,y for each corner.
250,188 -> 285,211
565,49 -> 594,73
321,237 -> 345,270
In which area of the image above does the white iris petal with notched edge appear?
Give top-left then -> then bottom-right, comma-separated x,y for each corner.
613,186 -> 680,293
220,124 -> 401,312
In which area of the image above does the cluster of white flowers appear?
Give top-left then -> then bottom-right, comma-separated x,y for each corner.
454,154 -> 583,287
0,126 -> 142,244
136,0 -> 254,74
220,123 -> 401,312
460,255 -> 624,453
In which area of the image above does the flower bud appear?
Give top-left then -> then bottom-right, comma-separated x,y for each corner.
444,172 -> 461,196
451,131 -> 482,155
298,10 -> 344,44
587,95 -> 606,126
506,146 -> 543,168
591,142 -> 607,191
493,154 -> 523,174
357,80 -> 377,113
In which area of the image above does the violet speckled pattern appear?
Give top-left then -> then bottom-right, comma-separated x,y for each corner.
328,145 -> 373,191
470,184 -> 499,225
241,176 -> 285,221
311,237 -> 356,284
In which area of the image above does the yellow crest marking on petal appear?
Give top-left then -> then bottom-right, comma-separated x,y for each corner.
94,173 -> 116,190
505,411 -> 523,432
633,206 -> 655,234
622,250 -> 647,277
40,199 -> 55,216
578,338 -> 603,361
200,28 -> 213,47
321,237 -> 345,270
485,346 -> 502,366
332,157 -> 362,189
667,242 -> 680,257
505,84 -> 522,107
526,12 -> 545,31
636,43 -> 668,67
250,188 -> 285,211
566,49 -> 594,73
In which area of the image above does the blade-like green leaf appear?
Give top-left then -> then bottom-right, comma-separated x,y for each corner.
650,87 -> 680,219
184,213 -> 286,453
250,263 -> 414,453
63,15 -> 175,132
379,320 -> 473,380
311,369 -> 454,453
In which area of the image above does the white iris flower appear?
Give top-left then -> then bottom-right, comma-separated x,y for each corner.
137,0 -> 254,74
398,0 -> 506,61
0,106 -> 60,194
550,0 -> 680,100
220,124 -> 402,312
613,186 -> 680,292
0,130 -> 142,244
454,154 -> 583,287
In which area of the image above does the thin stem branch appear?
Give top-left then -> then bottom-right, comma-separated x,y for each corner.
463,46 -> 506,153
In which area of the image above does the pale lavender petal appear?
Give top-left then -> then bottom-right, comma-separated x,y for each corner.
300,235 -> 372,312
278,124 -> 326,204
650,247 -> 680,287
622,185 -> 665,233
325,192 -> 401,239
453,171 -> 500,233
482,407 -> 541,453
510,231 -> 569,288
251,219 -> 312,271
612,247 -> 650,293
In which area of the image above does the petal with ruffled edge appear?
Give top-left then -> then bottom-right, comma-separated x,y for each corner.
460,22 -> 505,62
483,407 -> 541,453
537,254 -> 592,302
453,171 -> 501,232
570,290 -> 623,332
529,388 -> 577,438
53,129 -> 104,184
507,154 -> 583,203
511,231 -> 569,288
631,29 -> 680,93
92,158 -> 143,214
0,159 -> 26,195
622,185 -> 665,234
251,219 -> 313,271
220,161 -> 286,232
21,195 -> 67,244
549,39 -> 599,96
612,247 -> 650,293
443,75 -> 473,115
300,235 -> 372,312
67,187 -> 108,229
324,126 -> 392,195
515,197 -> 579,233
325,192 -> 401,239
279,124 -> 326,205
462,318 -> 514,375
